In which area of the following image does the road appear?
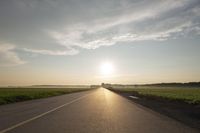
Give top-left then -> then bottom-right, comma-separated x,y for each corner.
0,88 -> 198,133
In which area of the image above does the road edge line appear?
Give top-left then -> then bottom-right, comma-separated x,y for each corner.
0,93 -> 92,133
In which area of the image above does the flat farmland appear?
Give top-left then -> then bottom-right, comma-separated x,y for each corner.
109,86 -> 200,104
0,86 -> 91,105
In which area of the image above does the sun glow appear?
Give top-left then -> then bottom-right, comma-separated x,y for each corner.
100,62 -> 114,76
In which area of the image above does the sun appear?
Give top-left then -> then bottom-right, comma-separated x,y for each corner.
100,62 -> 114,76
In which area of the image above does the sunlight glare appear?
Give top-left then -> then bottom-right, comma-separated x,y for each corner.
100,62 -> 114,76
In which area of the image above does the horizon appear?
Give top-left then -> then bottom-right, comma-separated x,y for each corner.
0,0 -> 200,86
1,81 -> 200,87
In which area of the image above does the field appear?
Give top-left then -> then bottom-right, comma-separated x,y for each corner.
0,87 -> 91,105
109,86 -> 200,104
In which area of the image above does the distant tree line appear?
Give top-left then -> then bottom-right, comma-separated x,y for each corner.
143,82 -> 200,87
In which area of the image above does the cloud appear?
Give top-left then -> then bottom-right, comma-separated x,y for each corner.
0,43 -> 25,66
23,48 -> 79,55
46,0 -> 200,52
0,0 -> 199,56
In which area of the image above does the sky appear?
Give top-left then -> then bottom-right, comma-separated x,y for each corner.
0,0 -> 200,86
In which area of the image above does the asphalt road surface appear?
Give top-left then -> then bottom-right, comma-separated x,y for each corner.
0,88 -> 198,133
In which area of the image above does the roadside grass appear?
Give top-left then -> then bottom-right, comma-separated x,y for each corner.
0,87 -> 92,105
109,87 -> 200,104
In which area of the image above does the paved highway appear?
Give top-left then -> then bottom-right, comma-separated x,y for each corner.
0,88 -> 198,133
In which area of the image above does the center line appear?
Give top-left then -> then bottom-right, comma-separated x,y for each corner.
0,93 -> 92,133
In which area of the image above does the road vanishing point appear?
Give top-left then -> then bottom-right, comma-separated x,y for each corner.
0,87 -> 198,133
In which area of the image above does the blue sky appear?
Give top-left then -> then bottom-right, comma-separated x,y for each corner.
0,0 -> 200,85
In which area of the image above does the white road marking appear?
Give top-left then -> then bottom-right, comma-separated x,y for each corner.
129,96 -> 139,99
0,93 -> 92,133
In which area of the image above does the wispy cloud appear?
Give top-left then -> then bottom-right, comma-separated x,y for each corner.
0,43 -> 25,66
23,48 -> 79,56
45,0 -> 200,53
0,0 -> 199,56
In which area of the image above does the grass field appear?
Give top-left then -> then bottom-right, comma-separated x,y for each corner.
0,87 -> 92,105
109,86 -> 200,104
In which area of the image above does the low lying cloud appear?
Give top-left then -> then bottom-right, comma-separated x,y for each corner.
0,43 -> 25,66
23,48 -> 79,56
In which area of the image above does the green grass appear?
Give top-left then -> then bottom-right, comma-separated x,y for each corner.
110,86 -> 200,104
0,87 -> 92,105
